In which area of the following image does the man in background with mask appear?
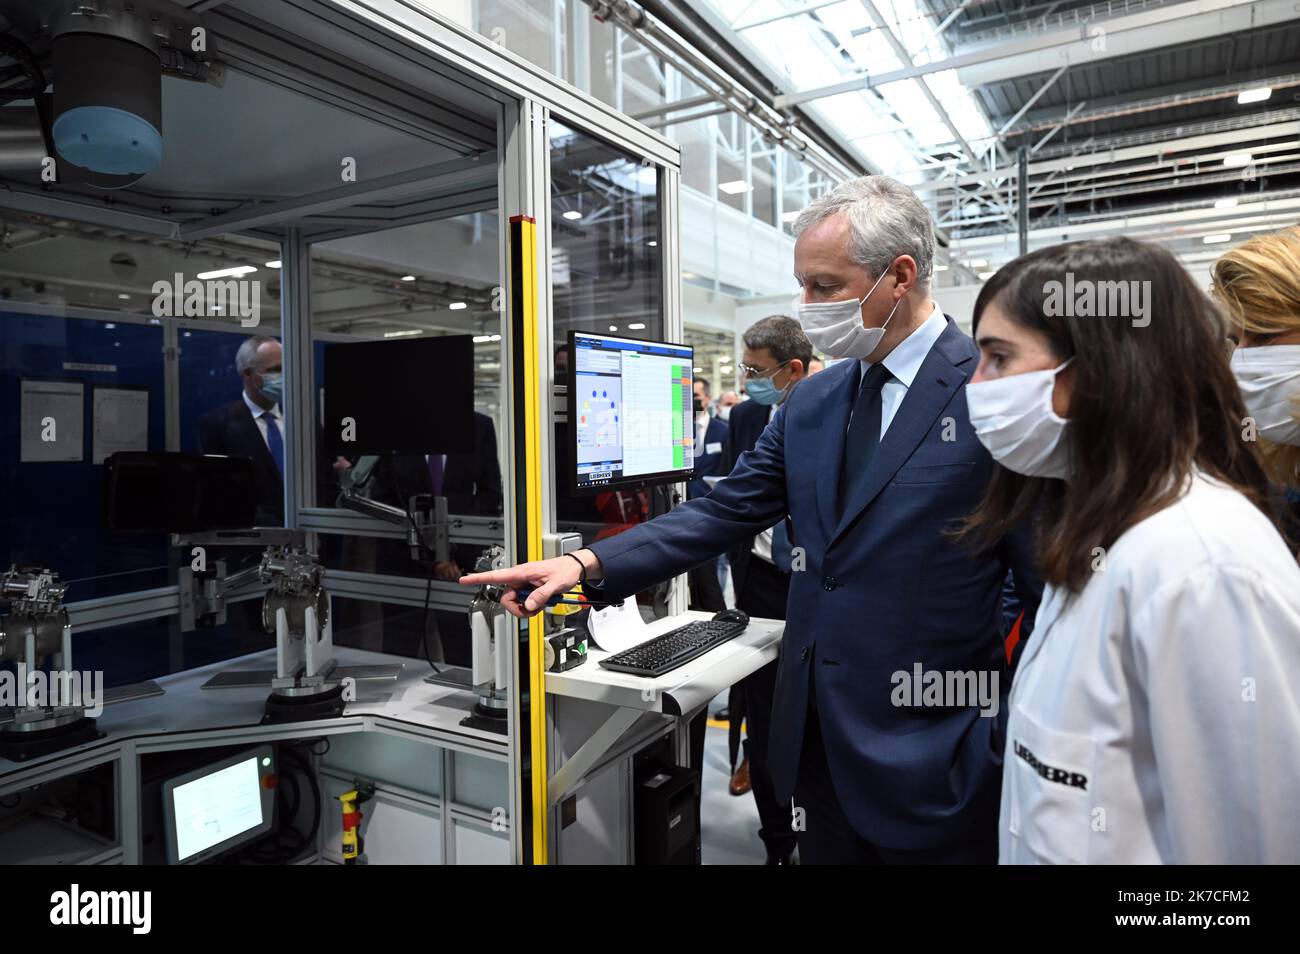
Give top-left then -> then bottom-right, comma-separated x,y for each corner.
199,334 -> 288,526
462,175 -> 1042,864
718,314 -> 810,863
688,376 -> 728,501
716,390 -> 741,421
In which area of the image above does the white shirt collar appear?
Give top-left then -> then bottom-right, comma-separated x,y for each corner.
859,300 -> 947,388
242,390 -> 280,420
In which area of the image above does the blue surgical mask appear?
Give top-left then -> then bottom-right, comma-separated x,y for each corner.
260,372 -> 284,406
746,366 -> 790,406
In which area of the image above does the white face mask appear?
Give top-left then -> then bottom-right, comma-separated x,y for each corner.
966,359 -> 1074,480
1231,345 -> 1300,447
718,405 -> 731,422
792,266 -> 901,360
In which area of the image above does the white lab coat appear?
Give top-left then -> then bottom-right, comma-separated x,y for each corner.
1000,470 -> 1300,864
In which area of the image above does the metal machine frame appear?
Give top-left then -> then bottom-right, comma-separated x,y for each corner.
1,0 -> 685,865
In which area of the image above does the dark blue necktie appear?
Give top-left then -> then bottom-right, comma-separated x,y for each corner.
262,411 -> 284,477
837,362 -> 892,516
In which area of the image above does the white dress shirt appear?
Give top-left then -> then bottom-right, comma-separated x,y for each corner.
855,300 -> 947,438
694,410 -> 710,456
752,403 -> 780,563
242,390 -> 283,452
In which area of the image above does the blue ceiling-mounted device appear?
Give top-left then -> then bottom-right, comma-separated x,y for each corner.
41,1 -> 222,185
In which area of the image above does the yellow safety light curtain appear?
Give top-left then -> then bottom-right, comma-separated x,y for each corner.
509,213 -> 548,864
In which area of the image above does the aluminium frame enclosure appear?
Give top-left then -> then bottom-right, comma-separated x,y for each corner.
16,0 -> 683,865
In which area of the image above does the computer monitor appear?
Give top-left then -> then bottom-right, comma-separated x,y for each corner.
568,330 -> 694,494
162,744 -> 277,864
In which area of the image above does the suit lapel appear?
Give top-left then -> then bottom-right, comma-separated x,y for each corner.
829,320 -> 973,548
233,400 -> 277,478
814,360 -> 860,543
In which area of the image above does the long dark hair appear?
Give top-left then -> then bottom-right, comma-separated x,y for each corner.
959,237 -> 1273,592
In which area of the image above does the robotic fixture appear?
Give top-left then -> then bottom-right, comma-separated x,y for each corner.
0,565 -> 99,761
463,546 -> 512,734
102,451 -> 401,725
181,527 -> 368,725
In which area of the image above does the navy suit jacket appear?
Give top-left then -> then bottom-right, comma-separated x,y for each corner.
687,415 -> 729,500
198,399 -> 341,527
198,399 -> 283,526
586,317 -> 1043,849
720,397 -> 779,597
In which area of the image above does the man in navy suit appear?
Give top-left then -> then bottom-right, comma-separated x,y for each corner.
374,412 -> 505,579
463,176 -> 1042,864
721,315 -> 812,864
198,335 -> 287,526
687,376 -> 728,501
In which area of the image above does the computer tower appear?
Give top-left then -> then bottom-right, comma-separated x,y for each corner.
633,760 -> 700,865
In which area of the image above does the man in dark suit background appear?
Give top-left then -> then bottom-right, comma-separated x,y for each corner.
373,411 -> 504,579
719,315 -> 811,864
687,376 -> 728,500
463,175 -> 1042,864
198,335 -> 286,526
686,376 -> 728,615
341,411 -> 504,664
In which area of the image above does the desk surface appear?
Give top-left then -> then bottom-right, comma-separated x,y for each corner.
1,613 -> 786,783
0,645 -> 506,784
545,610 -> 785,716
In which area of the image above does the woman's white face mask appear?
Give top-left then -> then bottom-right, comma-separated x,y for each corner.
1231,344 -> 1300,447
965,359 -> 1075,479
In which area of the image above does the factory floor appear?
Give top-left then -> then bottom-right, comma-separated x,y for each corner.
696,565 -> 788,865
699,694 -> 778,865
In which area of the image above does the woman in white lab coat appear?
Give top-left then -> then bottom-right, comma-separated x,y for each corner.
1212,226 -> 1300,551
958,236 -> 1300,864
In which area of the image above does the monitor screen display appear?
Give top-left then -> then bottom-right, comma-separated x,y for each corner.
569,331 -> 694,493
169,753 -> 267,863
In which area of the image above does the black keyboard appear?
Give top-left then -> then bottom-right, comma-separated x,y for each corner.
598,618 -> 748,677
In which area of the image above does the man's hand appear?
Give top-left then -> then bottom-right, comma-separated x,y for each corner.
459,549 -> 602,618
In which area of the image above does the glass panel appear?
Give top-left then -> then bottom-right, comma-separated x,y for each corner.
586,17 -> 618,108
676,116 -> 713,196
178,236 -> 286,527
618,32 -> 666,118
783,152 -> 831,235
472,0 -> 557,74
0,307 -> 168,600
550,118 -> 674,613
0,211 -> 279,694
0,30 -> 504,700
751,129 -> 778,227
309,212 -> 506,622
549,118 -> 662,344
716,113 -> 746,214
328,593 -> 476,669
0,207 -> 280,687
684,326 -> 737,407
310,211 -> 504,505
